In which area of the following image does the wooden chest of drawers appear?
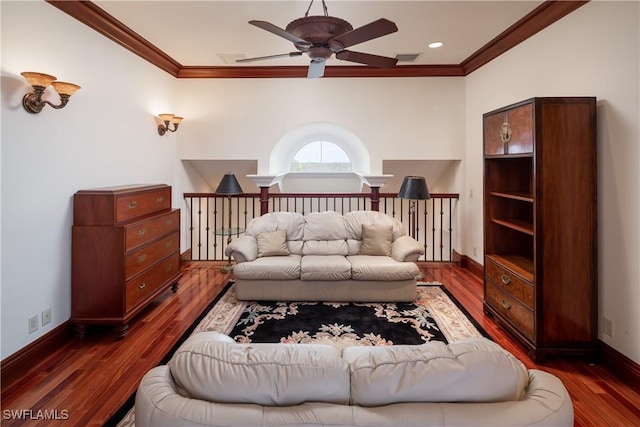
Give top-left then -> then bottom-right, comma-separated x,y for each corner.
71,184 -> 181,338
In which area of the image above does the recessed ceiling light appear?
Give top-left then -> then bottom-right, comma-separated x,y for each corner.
428,41 -> 444,49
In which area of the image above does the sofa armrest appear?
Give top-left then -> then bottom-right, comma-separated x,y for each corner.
136,365 -> 266,427
225,235 -> 258,263
390,235 -> 424,262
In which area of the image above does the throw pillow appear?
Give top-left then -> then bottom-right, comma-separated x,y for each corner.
359,224 -> 393,256
257,230 -> 289,257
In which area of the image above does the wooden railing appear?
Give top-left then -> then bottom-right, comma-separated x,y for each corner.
183,192 -> 459,262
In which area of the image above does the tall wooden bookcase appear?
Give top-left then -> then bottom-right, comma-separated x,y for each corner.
483,97 -> 597,362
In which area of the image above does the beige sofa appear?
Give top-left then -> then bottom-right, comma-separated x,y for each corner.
136,332 -> 573,427
225,210 -> 424,301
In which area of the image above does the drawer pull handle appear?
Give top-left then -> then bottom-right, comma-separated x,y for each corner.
166,264 -> 173,272
128,201 -> 137,209
156,196 -> 164,203
137,254 -> 147,264
165,218 -> 173,225
501,274 -> 512,285
502,299 -> 511,310
500,122 -> 512,143
138,283 -> 146,290
165,241 -> 173,248
137,229 -> 146,237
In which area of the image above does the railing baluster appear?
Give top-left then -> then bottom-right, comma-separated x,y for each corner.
183,192 -> 458,262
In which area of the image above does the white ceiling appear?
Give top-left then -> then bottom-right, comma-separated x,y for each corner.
93,1 -> 545,68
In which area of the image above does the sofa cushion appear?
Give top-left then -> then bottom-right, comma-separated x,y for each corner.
301,255 -> 352,281
169,332 -> 350,406
257,230 -> 289,257
359,224 -> 393,256
303,211 -> 347,240
343,338 -> 529,406
233,255 -> 301,280
344,211 -> 406,241
303,239 -> 348,256
246,212 -> 304,254
347,255 -> 419,281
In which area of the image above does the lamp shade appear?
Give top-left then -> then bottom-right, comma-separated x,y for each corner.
215,173 -> 243,194
50,81 -> 81,96
21,72 -> 57,88
398,176 -> 430,200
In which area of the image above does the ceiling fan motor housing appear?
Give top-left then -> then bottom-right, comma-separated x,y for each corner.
286,15 -> 353,50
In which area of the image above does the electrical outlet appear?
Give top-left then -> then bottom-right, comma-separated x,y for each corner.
42,308 -> 51,326
473,246 -> 477,257
603,317 -> 613,336
28,315 -> 38,334
469,189 -> 473,198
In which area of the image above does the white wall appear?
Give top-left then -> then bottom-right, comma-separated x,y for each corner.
1,1 -> 180,358
176,77 -> 466,175
464,1 -> 640,362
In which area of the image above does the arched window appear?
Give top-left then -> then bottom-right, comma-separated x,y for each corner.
290,141 -> 352,172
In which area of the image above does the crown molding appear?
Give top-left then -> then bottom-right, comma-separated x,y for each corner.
47,1 -> 588,78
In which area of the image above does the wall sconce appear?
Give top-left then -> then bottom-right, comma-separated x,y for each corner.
157,114 -> 184,135
21,72 -> 81,114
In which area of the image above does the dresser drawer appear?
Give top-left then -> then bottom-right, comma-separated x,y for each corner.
126,252 -> 180,312
116,187 -> 171,223
125,232 -> 179,279
485,258 -> 534,308
125,209 -> 179,251
486,282 -> 534,340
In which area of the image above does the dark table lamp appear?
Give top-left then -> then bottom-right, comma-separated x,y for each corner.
398,176 -> 431,239
215,173 -> 244,273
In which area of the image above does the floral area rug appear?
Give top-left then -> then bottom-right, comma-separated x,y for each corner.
112,282 -> 487,427
199,282 -> 487,349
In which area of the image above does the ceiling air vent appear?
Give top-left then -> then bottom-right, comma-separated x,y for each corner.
395,53 -> 421,63
219,54 -> 246,64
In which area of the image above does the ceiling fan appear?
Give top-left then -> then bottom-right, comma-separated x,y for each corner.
237,0 -> 399,78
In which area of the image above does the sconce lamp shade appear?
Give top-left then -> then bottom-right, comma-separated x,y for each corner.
158,113 -> 175,122
21,72 -> 57,88
398,176 -> 431,200
50,81 -> 81,96
215,173 -> 244,195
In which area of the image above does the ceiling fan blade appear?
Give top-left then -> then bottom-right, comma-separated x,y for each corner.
335,50 -> 398,68
307,59 -> 326,79
331,18 -> 398,49
236,52 -> 303,63
248,20 -> 311,46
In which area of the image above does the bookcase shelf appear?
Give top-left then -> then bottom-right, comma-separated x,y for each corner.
483,97 -> 598,363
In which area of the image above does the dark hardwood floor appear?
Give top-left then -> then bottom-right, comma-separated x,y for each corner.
1,262 -> 639,426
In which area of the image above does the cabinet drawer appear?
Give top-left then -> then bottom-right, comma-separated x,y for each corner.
125,209 -> 179,250
126,232 -> 179,279
486,282 -> 534,340
116,187 -> 171,223
484,102 -> 533,155
485,258 -> 534,308
126,252 -> 180,312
